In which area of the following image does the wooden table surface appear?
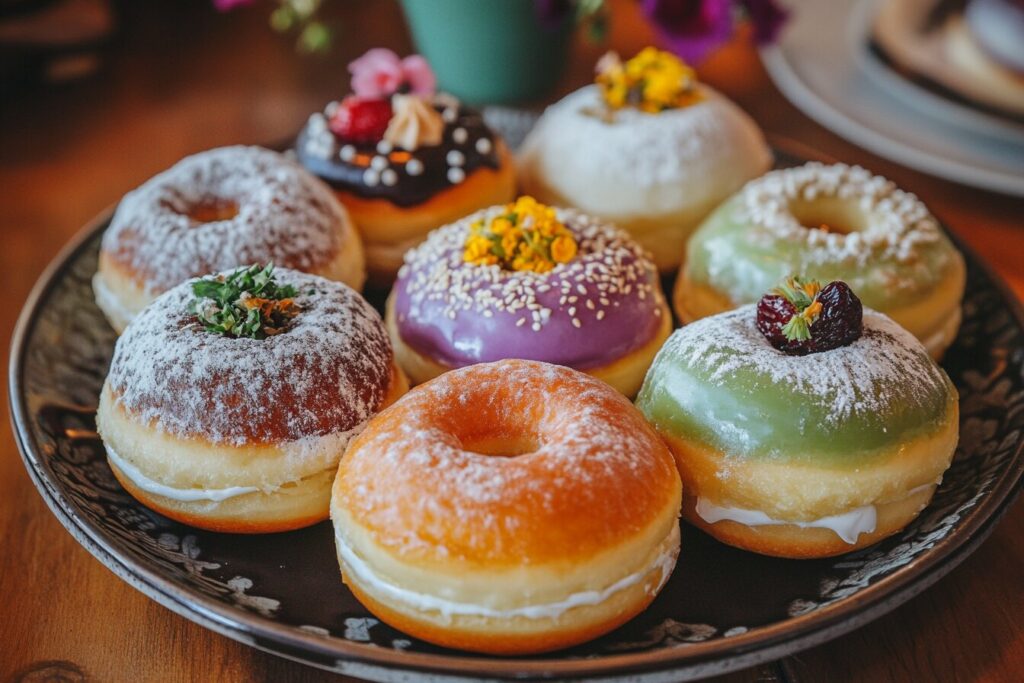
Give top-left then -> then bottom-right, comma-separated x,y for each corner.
1,1 -> 1021,681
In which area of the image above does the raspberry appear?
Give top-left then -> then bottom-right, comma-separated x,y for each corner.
329,97 -> 392,144
756,278 -> 863,355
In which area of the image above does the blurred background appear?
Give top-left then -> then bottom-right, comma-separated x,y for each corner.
1,1 -> 1022,681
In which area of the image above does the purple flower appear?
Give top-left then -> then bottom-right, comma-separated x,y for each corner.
213,0 -> 255,12
640,0 -> 735,64
741,0 -> 789,44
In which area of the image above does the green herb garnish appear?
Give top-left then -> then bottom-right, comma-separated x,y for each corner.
189,263 -> 299,339
773,276 -> 823,342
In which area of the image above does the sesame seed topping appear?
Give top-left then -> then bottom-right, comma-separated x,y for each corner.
395,206 -> 659,336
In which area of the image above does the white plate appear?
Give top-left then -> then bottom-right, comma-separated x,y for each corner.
761,0 -> 1024,196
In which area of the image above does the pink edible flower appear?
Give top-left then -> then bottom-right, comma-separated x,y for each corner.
348,48 -> 436,99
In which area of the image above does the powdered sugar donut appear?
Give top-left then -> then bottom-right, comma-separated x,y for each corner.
676,163 -> 966,358
331,360 -> 681,654
518,51 -> 770,272
637,304 -> 958,559
94,146 -> 365,333
96,266 -> 406,533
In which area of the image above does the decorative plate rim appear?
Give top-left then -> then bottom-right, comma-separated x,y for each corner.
9,207 -> 1024,681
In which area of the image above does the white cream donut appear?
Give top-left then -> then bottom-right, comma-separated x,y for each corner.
518,84 -> 772,272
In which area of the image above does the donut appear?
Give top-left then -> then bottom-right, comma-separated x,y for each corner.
386,197 -> 672,396
94,146 -> 365,334
295,49 -> 515,283
331,359 -> 682,654
637,280 -> 958,559
518,48 -> 771,272
96,265 -> 406,533
676,163 -> 966,359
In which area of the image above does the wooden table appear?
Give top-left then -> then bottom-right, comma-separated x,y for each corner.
1,1 -> 1021,681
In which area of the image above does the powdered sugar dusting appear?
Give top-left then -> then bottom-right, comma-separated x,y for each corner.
523,85 -> 766,191
741,163 -> 941,266
338,360 -> 678,562
662,305 -> 950,424
101,146 -> 348,293
106,268 -> 392,445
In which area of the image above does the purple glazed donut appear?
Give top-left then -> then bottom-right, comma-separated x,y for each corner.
385,202 -> 672,396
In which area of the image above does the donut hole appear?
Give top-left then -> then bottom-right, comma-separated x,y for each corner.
185,198 -> 240,223
460,434 -> 540,458
789,197 -> 866,235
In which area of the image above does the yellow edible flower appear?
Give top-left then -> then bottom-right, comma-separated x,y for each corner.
462,196 -> 579,272
551,235 -> 577,264
595,47 -> 702,113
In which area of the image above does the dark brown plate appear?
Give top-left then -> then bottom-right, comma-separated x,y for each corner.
9,150 -> 1024,681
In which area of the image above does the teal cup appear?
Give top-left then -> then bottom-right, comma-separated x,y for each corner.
400,0 -> 573,104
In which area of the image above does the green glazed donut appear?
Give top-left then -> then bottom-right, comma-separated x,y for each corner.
675,163 -> 965,359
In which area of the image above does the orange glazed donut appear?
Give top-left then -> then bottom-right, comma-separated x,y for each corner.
331,360 -> 682,654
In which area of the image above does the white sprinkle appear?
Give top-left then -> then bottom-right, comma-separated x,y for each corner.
406,159 -> 424,176
381,169 -> 398,186
371,156 -> 388,171
446,150 -> 465,167
363,168 -> 380,186
376,140 -> 393,154
447,167 -> 465,184
476,137 -> 492,154
453,127 -> 468,144
443,107 -> 458,123
339,145 -> 356,162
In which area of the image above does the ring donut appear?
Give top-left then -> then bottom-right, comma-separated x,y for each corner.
94,146 -> 365,333
331,360 -> 682,654
676,163 -> 966,358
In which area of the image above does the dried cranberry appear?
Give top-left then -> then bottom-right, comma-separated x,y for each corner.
756,294 -> 803,354
808,281 -> 863,353
756,278 -> 863,355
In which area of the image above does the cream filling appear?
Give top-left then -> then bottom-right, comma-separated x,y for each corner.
695,482 -> 939,545
106,443 -> 267,502
335,525 -> 680,620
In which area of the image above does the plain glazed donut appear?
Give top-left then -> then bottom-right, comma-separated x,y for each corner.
636,304 -> 959,559
676,163 -> 966,359
387,200 -> 671,396
94,146 -> 365,333
331,360 -> 682,654
96,267 -> 406,533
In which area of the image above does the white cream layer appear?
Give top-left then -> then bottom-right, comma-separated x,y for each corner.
105,444 -> 262,502
335,525 -> 680,620
695,482 -> 939,545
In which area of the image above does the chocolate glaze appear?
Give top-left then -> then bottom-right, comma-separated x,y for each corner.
296,98 -> 501,208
